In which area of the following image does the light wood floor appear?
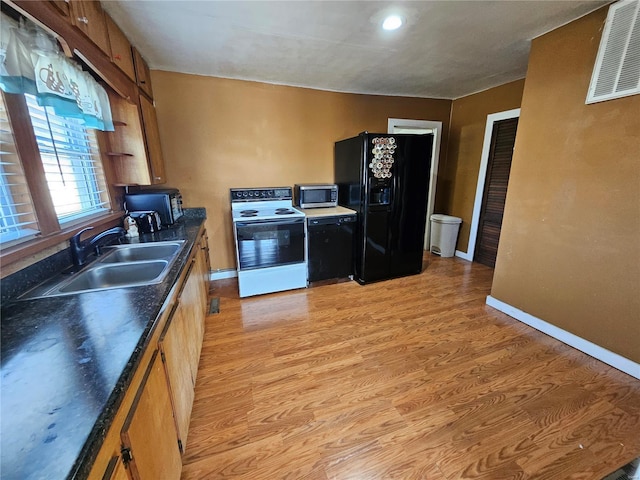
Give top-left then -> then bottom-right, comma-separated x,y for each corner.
181,255 -> 640,479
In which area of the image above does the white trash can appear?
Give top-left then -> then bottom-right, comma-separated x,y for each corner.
430,214 -> 462,258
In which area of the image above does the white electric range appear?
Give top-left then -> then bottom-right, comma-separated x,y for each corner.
230,187 -> 307,297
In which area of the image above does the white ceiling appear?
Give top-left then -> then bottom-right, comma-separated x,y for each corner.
102,1 -> 608,100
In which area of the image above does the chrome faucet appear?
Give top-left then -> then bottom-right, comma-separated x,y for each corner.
70,226 -> 127,267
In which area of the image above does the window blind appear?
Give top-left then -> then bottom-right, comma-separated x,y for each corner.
0,92 -> 39,246
25,94 -> 110,224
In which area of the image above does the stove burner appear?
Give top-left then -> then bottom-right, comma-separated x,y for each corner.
275,209 -> 295,215
240,212 -> 258,217
241,209 -> 259,214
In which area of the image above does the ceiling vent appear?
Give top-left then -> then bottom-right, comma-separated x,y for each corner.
586,0 -> 640,104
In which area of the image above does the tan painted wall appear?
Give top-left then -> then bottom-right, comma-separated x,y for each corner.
443,80 -> 525,253
491,8 -> 640,363
150,72 -> 451,272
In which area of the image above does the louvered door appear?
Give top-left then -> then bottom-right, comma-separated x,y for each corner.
474,117 -> 518,268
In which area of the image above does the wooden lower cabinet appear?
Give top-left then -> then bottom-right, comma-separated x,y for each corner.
160,299 -> 196,450
101,455 -> 130,480
160,235 -> 210,451
182,258 -> 205,383
193,234 -> 210,366
88,228 -> 209,479
121,350 -> 182,480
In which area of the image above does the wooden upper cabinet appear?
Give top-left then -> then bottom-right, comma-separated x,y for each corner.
132,47 -> 153,99
69,0 -> 111,56
106,90 -> 148,185
105,16 -> 135,82
106,91 -> 166,186
49,0 -> 71,17
139,95 -> 165,184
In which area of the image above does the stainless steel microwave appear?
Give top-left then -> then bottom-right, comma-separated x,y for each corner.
124,188 -> 184,225
294,184 -> 338,208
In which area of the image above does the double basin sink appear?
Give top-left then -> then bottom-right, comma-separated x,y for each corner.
21,241 -> 186,299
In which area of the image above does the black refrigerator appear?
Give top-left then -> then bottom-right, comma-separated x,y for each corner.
334,132 -> 433,284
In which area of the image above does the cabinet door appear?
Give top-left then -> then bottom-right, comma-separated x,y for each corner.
182,258 -> 206,385
138,95 -> 166,184
106,90 -> 151,185
121,350 -> 182,480
49,0 -> 71,17
201,229 -> 212,277
101,455 -> 130,480
193,235 -> 210,353
159,302 -> 195,450
132,47 -> 153,98
106,15 -> 135,81
70,0 -> 111,56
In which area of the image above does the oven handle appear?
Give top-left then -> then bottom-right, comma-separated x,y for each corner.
235,218 -> 305,228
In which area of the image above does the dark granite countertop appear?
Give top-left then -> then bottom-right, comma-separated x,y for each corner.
0,210 -> 206,480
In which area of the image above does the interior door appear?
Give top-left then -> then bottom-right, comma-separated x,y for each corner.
474,117 -> 519,267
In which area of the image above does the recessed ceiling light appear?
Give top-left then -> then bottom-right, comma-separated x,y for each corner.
382,15 -> 403,31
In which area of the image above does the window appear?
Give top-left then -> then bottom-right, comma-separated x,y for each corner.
0,91 -> 113,250
0,93 -> 39,246
25,94 -> 110,224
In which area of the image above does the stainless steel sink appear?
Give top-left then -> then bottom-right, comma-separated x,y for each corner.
99,241 -> 185,263
19,240 -> 187,299
57,261 -> 169,294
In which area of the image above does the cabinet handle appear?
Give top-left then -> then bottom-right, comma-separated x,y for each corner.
77,16 -> 89,24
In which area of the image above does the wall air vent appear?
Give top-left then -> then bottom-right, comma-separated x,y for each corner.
586,0 -> 640,104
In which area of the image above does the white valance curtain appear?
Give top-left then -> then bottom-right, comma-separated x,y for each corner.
0,13 -> 113,131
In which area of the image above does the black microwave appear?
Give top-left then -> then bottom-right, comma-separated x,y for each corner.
124,188 -> 183,225
294,184 -> 338,208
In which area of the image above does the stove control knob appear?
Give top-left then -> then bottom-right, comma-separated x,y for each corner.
242,192 -> 248,197
249,191 -> 253,197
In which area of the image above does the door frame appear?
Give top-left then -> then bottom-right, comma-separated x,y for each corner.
460,108 -> 520,261
387,118 -> 443,250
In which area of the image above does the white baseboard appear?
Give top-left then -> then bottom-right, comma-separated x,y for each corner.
455,249 -> 472,260
209,269 -> 238,281
486,296 -> 640,380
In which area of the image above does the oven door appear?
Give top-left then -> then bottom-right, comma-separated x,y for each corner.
235,218 -> 305,270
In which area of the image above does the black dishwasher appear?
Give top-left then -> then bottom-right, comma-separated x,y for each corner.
307,214 -> 356,283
